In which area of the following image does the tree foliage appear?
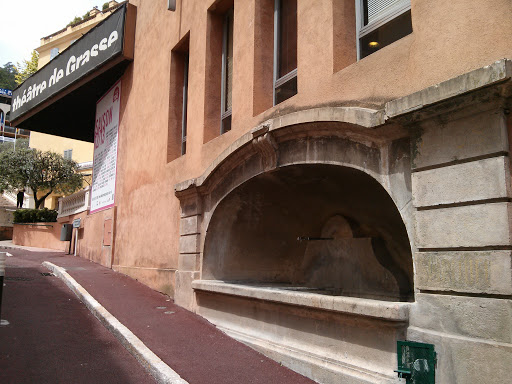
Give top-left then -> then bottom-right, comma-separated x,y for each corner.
15,51 -> 39,85
0,62 -> 17,90
0,138 -> 29,154
0,148 -> 84,209
102,2 -> 110,10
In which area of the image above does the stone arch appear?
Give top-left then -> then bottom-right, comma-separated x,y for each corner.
174,106 -> 414,306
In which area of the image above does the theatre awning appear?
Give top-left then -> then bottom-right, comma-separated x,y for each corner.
10,3 -> 136,142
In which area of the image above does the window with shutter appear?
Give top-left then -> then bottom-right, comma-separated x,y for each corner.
358,0 -> 412,59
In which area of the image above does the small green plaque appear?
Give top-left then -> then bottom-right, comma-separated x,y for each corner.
396,340 -> 436,384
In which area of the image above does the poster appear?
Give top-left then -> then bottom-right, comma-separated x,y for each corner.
90,79 -> 121,213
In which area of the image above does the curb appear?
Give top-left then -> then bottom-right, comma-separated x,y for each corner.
43,261 -> 188,384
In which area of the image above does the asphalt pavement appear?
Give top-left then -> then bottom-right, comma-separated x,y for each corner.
0,243 -> 314,384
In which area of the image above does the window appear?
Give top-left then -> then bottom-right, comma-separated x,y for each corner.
181,55 -> 189,155
358,0 -> 412,59
168,33 -> 190,161
220,8 -> 233,134
50,47 -> 59,60
64,149 -> 72,160
274,0 -> 297,105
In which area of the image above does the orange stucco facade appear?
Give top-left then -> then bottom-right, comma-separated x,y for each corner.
110,0 -> 512,292
12,1 -> 512,382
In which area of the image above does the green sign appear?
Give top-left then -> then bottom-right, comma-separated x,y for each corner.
396,340 -> 436,384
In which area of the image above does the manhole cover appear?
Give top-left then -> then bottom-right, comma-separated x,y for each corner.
5,277 -> 33,281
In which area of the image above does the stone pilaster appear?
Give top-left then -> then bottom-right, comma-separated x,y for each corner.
174,186 -> 202,310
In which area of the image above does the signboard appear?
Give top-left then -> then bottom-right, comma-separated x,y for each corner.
10,4 -> 129,122
73,218 -> 81,228
0,89 -> 12,97
90,80 -> 121,214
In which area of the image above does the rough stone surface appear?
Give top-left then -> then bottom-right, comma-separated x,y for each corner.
407,324 -> 512,384
385,59 -> 512,118
174,270 -> 199,310
409,293 -> 512,344
195,288 -> 407,384
178,253 -> 199,272
192,280 -> 410,321
412,156 -> 510,207
415,202 -> 512,248
178,234 -> 200,254
179,216 -> 200,236
415,251 -> 512,295
411,109 -> 508,170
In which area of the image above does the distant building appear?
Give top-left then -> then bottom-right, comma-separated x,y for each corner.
28,1 -> 120,209
0,89 -> 30,144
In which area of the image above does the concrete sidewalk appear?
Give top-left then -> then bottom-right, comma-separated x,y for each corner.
0,242 -> 315,384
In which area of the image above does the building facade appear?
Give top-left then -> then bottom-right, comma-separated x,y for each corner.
27,2 -> 122,209
10,1 -> 512,383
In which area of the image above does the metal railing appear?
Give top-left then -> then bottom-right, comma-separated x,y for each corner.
57,187 -> 90,218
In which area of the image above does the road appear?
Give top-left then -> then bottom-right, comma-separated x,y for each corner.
0,247 -> 155,384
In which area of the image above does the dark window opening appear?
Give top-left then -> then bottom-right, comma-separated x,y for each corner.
181,55 -> 189,155
360,10 -> 412,58
274,0 -> 297,105
168,33 -> 190,162
221,8 -> 234,134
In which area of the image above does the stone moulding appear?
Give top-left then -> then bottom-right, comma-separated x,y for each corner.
385,59 -> 512,118
174,106 -> 385,197
192,280 -> 410,322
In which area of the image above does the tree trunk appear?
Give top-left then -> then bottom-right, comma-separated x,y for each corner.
34,189 -> 53,209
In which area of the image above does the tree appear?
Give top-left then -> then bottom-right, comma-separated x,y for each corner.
0,138 -> 29,154
0,148 -> 84,209
102,2 -> 110,11
15,51 -> 39,85
0,62 -> 17,90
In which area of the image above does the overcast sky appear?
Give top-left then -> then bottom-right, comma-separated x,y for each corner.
0,1 -> 106,67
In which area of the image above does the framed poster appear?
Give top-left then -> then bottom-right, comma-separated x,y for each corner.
90,79 -> 121,214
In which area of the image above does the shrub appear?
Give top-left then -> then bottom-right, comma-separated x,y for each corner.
13,208 -> 58,223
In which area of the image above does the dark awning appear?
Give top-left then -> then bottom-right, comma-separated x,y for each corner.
10,3 -> 136,142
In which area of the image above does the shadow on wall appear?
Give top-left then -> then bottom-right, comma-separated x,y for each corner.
203,164 -> 414,302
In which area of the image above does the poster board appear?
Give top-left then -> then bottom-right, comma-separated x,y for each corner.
90,80 -> 121,214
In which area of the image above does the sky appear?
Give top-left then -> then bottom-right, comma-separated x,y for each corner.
0,1 -> 106,67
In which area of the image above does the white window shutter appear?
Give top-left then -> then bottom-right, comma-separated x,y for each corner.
366,0 -> 410,25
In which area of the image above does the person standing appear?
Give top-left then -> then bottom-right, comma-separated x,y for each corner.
16,189 -> 25,209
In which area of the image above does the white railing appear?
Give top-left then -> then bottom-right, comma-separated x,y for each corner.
58,187 -> 90,218
3,190 -> 32,209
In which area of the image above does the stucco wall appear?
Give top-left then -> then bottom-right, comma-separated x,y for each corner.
13,222 -> 67,251
109,0 -> 512,296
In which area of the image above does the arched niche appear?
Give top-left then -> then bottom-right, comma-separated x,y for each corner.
203,163 -> 414,302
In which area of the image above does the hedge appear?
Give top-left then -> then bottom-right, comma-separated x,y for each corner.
13,208 -> 58,223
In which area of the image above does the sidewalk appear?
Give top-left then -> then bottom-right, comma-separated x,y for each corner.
0,242 -> 315,384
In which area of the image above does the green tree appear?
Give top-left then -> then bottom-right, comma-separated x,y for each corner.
102,2 -> 110,11
0,138 -> 29,154
0,62 -> 17,90
0,148 -> 84,209
15,51 -> 39,85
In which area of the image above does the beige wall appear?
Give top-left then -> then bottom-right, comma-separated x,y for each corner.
29,132 -> 93,164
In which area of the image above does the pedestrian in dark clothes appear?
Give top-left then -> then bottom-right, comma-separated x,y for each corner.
16,189 -> 25,209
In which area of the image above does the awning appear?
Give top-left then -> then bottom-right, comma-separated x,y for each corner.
10,3 -> 136,142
